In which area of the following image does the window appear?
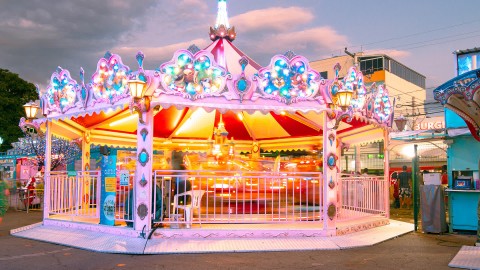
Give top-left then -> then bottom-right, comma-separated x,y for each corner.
320,71 -> 328,79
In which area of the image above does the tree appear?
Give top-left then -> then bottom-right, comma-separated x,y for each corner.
0,69 -> 38,152
11,135 -> 81,171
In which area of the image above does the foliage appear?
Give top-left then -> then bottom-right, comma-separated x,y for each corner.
0,69 -> 38,152
12,135 -> 81,171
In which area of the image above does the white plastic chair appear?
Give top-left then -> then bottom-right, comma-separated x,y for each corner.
172,190 -> 205,227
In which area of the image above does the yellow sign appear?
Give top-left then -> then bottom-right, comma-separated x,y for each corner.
105,177 -> 116,193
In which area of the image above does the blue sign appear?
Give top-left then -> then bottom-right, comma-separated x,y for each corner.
100,149 -> 117,226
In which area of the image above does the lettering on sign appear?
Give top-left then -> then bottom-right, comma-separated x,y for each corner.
105,177 -> 116,193
414,121 -> 445,131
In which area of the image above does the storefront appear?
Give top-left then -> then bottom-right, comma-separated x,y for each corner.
433,48 -> 480,234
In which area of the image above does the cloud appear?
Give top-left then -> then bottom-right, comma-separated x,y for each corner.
363,49 -> 411,59
234,26 -> 348,65
113,39 -> 211,68
0,0 -> 158,85
0,1 -> 347,91
231,7 -> 314,33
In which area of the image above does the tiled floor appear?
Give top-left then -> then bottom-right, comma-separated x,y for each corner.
11,220 -> 413,254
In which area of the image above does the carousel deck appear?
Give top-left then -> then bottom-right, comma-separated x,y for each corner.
10,218 -> 413,254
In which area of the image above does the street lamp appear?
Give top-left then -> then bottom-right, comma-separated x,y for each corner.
23,101 -> 39,120
128,51 -> 151,124
336,89 -> 353,111
128,78 -> 147,100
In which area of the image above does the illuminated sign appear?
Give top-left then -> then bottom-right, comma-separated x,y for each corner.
414,121 -> 445,130
413,117 -> 445,131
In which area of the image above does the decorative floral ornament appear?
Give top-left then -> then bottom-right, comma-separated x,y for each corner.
326,153 -> 337,170
45,67 -> 79,114
327,204 -> 336,220
373,84 -> 393,124
346,66 -> 366,110
77,67 -> 90,108
159,49 -> 228,100
90,51 -> 130,104
256,53 -> 321,104
231,56 -> 252,102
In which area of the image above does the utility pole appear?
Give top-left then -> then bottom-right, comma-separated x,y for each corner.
411,97 -> 416,130
413,144 -> 420,231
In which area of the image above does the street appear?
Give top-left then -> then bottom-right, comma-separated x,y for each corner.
0,209 -> 476,270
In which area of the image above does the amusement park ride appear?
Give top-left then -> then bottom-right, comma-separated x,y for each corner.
18,0 -> 394,238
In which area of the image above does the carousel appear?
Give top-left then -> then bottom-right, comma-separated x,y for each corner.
19,0 -> 394,239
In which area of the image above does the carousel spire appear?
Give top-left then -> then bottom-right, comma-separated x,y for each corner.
209,0 -> 236,42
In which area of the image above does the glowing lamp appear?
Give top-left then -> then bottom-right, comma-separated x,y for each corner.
336,89 -> 353,111
128,78 -> 147,99
23,101 -> 39,120
394,116 -> 408,132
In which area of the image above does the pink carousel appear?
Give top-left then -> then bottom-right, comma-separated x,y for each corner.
16,0 -> 396,245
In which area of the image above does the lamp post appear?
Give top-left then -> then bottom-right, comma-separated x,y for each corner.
23,101 -> 40,120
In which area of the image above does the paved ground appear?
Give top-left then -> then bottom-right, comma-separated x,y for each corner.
0,208 -> 477,270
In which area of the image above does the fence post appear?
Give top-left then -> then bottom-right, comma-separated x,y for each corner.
412,144 -> 419,231
43,121 -> 52,220
323,112 -> 338,236
134,108 -> 154,234
383,129 -> 390,218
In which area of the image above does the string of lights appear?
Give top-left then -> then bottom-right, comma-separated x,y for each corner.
12,135 -> 81,171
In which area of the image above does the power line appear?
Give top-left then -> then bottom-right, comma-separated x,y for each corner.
359,19 -> 480,48
383,32 -> 480,52
385,84 -> 423,99
335,19 -> 480,54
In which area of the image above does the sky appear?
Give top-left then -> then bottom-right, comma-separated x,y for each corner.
1,0 -> 479,104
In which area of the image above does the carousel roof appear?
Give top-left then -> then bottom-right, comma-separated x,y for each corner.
433,67 -> 480,141
28,0 -> 394,151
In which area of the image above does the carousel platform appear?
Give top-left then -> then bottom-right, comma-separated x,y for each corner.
10,219 -> 413,254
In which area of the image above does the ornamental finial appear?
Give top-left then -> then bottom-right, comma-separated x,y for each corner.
209,0 -> 236,42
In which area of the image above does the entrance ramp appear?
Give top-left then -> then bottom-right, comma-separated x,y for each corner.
11,220 -> 413,254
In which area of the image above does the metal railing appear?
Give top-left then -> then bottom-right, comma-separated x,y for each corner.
114,171 -> 135,225
43,170 -> 387,227
47,171 -> 101,219
338,174 -> 387,221
153,170 -> 324,226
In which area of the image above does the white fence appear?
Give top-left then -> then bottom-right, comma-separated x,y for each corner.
153,170 -> 324,226
44,170 -> 388,227
47,171 -> 101,219
338,174 -> 388,221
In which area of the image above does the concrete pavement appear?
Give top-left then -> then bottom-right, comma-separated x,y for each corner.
1,208 -> 479,270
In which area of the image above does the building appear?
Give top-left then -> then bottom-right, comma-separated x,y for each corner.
311,53 -> 436,174
434,47 -> 480,233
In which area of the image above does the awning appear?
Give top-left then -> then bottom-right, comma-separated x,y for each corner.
433,68 -> 480,141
